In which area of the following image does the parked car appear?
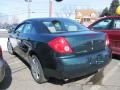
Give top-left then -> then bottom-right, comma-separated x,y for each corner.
7,18 -> 111,84
88,16 -> 120,55
0,46 -> 5,83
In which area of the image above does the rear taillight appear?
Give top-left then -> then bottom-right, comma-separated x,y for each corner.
0,47 -> 2,57
105,34 -> 110,47
48,37 -> 72,54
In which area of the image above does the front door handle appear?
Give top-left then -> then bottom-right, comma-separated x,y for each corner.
26,38 -> 31,41
16,37 -> 18,39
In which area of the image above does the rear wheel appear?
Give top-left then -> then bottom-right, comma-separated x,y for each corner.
30,55 -> 47,84
7,41 -> 14,55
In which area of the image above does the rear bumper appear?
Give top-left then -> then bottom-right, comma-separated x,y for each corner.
0,59 -> 5,82
48,48 -> 111,79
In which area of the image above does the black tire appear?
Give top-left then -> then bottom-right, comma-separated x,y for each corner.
30,55 -> 47,84
7,41 -> 14,55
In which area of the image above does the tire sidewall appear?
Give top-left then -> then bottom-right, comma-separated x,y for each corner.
30,55 -> 46,84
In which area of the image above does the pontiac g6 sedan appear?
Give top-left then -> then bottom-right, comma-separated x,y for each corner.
7,18 -> 111,84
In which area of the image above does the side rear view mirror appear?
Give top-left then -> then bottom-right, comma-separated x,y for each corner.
87,26 -> 94,30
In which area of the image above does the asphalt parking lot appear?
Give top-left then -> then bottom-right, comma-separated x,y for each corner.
0,31 -> 8,38
0,52 -> 120,90
0,32 -> 120,90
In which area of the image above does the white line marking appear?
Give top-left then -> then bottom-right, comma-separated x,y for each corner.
9,61 -> 22,66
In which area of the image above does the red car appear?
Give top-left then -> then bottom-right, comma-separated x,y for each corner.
88,16 -> 120,55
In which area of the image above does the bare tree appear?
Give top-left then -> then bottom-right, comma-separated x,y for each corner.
0,13 -> 9,24
11,15 -> 19,24
56,5 -> 75,18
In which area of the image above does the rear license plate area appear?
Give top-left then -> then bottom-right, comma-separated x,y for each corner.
88,54 -> 104,65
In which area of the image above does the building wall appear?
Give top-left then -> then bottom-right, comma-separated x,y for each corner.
75,9 -> 99,26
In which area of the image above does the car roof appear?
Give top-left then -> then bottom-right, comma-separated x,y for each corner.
88,16 -> 120,27
98,16 -> 120,20
23,17 -> 71,22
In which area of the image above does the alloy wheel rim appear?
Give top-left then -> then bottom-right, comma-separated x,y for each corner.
31,57 -> 41,80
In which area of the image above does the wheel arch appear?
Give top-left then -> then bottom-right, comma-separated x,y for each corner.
28,50 -> 45,69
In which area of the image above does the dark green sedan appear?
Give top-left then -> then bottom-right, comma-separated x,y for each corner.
7,18 -> 111,84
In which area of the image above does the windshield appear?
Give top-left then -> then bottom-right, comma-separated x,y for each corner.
42,19 -> 89,33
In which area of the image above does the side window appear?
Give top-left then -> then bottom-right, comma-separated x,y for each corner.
30,26 -> 37,34
22,23 -> 37,34
22,24 -> 32,34
92,19 -> 112,30
15,24 -> 24,34
113,19 -> 120,29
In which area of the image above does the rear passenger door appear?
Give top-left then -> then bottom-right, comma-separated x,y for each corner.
110,18 -> 120,53
18,23 -> 34,61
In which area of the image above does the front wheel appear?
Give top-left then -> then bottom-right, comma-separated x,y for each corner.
30,55 -> 47,84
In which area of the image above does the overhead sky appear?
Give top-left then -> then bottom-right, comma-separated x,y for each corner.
0,0 -> 114,22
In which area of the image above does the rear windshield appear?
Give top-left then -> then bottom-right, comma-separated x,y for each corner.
42,19 -> 88,33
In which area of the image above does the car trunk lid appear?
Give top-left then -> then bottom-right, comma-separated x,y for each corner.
63,31 -> 105,55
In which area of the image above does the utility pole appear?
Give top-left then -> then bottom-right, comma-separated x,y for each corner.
49,0 -> 63,17
25,0 -> 32,18
49,0 -> 52,17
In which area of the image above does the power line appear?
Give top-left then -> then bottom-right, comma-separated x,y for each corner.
0,12 -> 28,17
0,9 -> 27,13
